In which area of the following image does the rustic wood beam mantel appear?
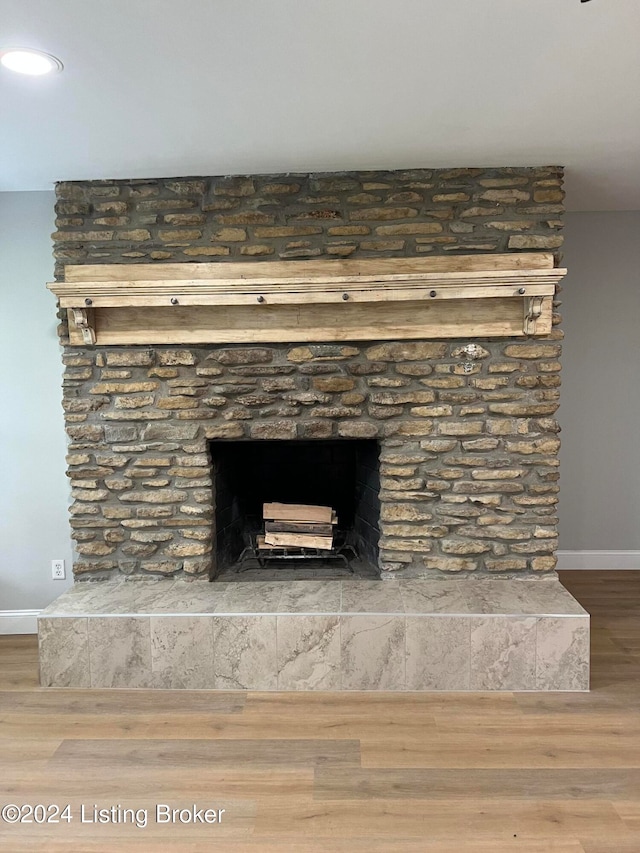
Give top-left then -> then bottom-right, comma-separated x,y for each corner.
48,253 -> 566,346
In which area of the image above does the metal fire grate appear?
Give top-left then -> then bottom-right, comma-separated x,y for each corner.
237,533 -> 357,573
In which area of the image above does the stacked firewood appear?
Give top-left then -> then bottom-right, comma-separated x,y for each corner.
257,502 -> 337,551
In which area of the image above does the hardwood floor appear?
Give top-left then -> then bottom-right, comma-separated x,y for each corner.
0,570 -> 639,852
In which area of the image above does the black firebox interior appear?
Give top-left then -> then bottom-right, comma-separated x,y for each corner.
209,439 -> 380,574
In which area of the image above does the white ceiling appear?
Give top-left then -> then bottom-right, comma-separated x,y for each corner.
1,0 -> 639,211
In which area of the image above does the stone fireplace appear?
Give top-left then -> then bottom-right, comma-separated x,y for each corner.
38,166 -> 590,692
50,165 -> 567,581
61,337 -> 563,581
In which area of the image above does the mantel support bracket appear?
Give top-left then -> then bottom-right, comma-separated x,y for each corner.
71,308 -> 96,345
523,295 -> 545,335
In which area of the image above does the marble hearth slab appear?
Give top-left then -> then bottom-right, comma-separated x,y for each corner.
38,577 -> 589,692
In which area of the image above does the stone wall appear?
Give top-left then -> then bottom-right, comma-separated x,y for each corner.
52,167 -> 564,580
63,341 -> 561,580
52,168 -> 564,283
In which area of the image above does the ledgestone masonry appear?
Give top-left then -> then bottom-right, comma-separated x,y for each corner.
53,167 -> 564,580
52,168 -> 564,280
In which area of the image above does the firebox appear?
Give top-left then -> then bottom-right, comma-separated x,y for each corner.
210,439 -> 380,577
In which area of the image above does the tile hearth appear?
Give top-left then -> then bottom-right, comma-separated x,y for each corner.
39,578 -> 589,692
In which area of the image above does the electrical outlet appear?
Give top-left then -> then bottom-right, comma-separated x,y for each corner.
51,559 -> 66,580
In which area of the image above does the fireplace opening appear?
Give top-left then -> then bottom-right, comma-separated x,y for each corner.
210,439 -> 380,579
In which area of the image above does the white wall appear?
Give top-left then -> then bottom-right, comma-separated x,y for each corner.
0,190 -> 73,629
559,211 -> 640,561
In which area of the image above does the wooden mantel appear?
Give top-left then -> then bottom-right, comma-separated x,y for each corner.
48,253 -> 566,346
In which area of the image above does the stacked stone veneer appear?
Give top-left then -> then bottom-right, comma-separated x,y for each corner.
61,340 -> 561,580
53,167 -> 564,581
53,167 -> 563,278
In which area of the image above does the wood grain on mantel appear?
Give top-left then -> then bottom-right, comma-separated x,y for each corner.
48,253 -> 566,346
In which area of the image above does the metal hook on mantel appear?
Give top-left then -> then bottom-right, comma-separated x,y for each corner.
523,295 -> 544,335
71,307 -> 96,345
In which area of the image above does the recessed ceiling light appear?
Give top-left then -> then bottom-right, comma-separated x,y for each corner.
0,48 -> 63,76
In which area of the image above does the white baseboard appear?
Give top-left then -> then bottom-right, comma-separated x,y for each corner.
557,550 -> 640,570
0,610 -> 41,635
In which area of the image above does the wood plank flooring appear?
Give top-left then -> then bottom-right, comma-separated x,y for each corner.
0,570 -> 638,852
